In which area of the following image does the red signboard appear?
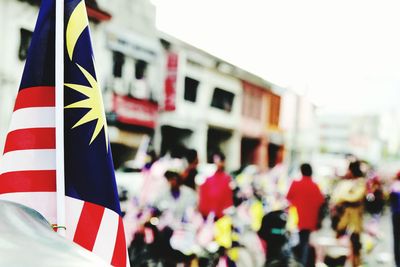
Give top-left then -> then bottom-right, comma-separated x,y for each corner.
164,52 -> 178,111
112,93 -> 158,128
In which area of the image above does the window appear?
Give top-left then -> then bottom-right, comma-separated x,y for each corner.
131,59 -> 150,99
18,28 -> 32,61
184,77 -> 199,102
112,51 -> 125,78
135,59 -> 147,79
269,94 -> 281,126
211,88 -> 235,112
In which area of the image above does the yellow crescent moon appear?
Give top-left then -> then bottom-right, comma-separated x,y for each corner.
66,0 -> 89,60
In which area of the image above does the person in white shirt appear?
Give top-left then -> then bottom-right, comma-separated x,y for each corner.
153,170 -> 197,221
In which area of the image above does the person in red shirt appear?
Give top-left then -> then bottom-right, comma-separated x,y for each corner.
287,163 -> 324,267
198,151 -> 233,219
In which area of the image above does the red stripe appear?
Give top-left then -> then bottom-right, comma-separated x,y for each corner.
3,128 -> 55,154
111,216 -> 127,267
14,86 -> 55,111
0,170 -> 56,193
73,202 -> 105,251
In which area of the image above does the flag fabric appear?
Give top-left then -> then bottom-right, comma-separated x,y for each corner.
0,0 -> 128,266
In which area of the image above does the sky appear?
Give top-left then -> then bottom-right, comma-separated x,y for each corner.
151,0 -> 400,115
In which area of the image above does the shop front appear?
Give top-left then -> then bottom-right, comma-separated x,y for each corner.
108,93 -> 158,168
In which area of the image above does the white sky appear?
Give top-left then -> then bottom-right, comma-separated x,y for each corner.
151,0 -> 400,115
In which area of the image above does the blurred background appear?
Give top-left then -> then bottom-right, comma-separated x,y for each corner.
1,0 -> 400,266
1,0 -> 400,173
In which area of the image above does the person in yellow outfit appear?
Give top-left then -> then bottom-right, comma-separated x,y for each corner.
331,160 -> 367,267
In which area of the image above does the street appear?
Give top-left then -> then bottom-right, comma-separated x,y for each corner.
364,211 -> 394,267
312,208 -> 395,267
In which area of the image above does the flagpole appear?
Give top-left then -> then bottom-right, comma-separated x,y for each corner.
55,0 -> 66,236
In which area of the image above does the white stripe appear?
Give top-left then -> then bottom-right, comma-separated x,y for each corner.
92,208 -> 119,263
0,192 -> 56,224
65,196 -> 84,240
0,149 -> 56,174
8,107 -> 55,132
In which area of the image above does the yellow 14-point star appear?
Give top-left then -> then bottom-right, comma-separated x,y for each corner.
65,64 -> 108,149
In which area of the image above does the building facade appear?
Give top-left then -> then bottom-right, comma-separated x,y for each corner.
155,34 -> 286,171
280,92 -> 319,174
155,38 -> 243,171
317,113 -> 384,165
94,0 -> 164,168
0,0 -> 287,172
240,81 -> 283,170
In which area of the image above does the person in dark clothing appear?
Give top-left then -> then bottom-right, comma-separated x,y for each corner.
258,210 -> 302,267
182,149 -> 198,190
365,173 -> 384,216
391,171 -> 400,267
287,163 -> 324,267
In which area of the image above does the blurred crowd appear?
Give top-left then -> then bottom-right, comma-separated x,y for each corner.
117,147 -> 400,267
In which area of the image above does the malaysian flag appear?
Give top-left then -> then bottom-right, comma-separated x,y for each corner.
0,0 -> 128,266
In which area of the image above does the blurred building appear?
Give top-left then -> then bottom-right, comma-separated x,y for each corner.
379,110 -> 400,159
280,92 -> 319,174
317,114 -> 353,155
349,115 -> 382,164
155,34 -> 284,171
241,81 -> 282,170
317,113 -> 383,165
93,0 -> 164,168
0,0 -> 286,172
155,35 -> 242,171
